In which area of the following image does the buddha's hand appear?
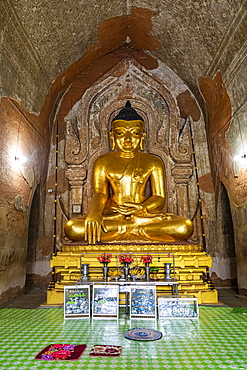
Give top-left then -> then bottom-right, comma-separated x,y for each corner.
111,202 -> 148,216
85,212 -> 106,244
163,213 -> 173,220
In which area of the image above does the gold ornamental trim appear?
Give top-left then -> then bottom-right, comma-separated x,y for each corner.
61,243 -> 203,253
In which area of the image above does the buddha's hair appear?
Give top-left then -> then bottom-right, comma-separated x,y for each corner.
112,101 -> 144,122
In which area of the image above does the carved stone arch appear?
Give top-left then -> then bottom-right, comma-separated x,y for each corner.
64,76 -> 118,165
64,101 -> 88,165
115,63 -> 192,163
64,57 -> 193,218
65,58 -> 191,161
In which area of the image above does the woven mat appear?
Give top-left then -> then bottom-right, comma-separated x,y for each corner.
89,345 -> 122,357
124,328 -> 162,341
35,344 -> 87,361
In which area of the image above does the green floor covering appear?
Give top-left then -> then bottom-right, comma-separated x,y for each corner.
0,306 -> 247,370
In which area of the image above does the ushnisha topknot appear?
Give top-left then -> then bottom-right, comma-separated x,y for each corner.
112,101 -> 144,122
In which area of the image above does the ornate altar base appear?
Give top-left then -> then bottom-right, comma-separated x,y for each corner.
47,243 -> 218,305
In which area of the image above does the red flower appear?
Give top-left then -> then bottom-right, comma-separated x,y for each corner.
97,253 -> 112,263
53,344 -> 63,349
52,350 -> 71,359
140,254 -> 153,264
118,253 -> 134,264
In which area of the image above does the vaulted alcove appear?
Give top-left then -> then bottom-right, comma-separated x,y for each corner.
44,57 -> 209,249
211,182 -> 237,288
26,186 -> 40,287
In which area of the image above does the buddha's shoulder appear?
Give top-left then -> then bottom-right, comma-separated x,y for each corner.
93,152 -> 115,165
140,152 -> 164,165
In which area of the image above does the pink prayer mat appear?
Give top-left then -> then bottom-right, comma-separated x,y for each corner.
89,345 -> 122,357
35,343 -> 87,361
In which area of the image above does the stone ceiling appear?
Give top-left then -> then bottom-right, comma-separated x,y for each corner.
0,0 -> 246,115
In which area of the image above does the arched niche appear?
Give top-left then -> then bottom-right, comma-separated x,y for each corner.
64,59 -> 194,220
43,57 -> 207,246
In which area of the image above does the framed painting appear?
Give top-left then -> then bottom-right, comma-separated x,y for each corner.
130,286 -> 156,319
64,285 -> 90,319
158,296 -> 199,319
92,285 -> 119,319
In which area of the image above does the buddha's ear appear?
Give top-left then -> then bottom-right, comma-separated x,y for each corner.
140,132 -> 146,151
109,130 -> 115,151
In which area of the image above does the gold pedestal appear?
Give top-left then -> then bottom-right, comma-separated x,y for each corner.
47,243 -> 218,305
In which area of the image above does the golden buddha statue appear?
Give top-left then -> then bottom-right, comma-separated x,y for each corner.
65,101 -> 193,244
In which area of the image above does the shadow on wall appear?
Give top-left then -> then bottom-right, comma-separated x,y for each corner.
211,182 -> 237,287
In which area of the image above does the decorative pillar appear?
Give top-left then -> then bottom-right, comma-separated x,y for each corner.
171,165 -> 193,217
65,165 -> 87,217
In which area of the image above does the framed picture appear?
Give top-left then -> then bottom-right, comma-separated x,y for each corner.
158,296 -> 199,319
130,286 -> 156,319
92,285 -> 119,319
64,285 -> 90,319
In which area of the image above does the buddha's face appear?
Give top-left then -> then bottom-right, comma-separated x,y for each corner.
111,120 -> 145,153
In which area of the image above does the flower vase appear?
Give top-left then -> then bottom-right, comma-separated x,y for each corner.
164,262 -> 172,281
102,262 -> 108,281
123,263 -> 130,280
80,263 -> 89,281
145,263 -> 150,281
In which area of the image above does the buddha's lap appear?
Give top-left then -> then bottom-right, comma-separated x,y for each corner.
65,213 -> 193,235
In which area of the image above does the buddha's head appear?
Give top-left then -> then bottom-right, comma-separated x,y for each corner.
110,101 -> 146,154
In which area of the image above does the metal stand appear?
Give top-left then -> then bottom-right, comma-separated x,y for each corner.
102,264 -> 108,281
123,263 -> 130,280
164,263 -> 172,281
80,263 -> 89,281
145,264 -> 150,281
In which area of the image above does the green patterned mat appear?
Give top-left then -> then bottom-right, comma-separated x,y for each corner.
0,306 -> 247,369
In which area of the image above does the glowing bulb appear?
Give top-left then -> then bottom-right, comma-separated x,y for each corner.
10,147 -> 27,170
234,154 -> 242,162
233,153 -> 247,177
234,154 -> 247,166
18,155 -> 27,164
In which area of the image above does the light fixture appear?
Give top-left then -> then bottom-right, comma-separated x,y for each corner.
234,153 -> 247,178
15,153 -> 27,164
11,116 -> 27,169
